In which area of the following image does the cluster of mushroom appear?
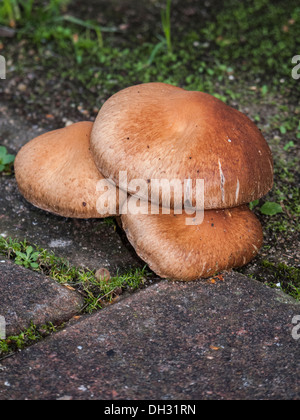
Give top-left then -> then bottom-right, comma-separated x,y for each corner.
15,83 -> 274,281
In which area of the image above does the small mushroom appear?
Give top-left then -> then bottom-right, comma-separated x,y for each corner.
15,122 -> 124,218
91,83 -> 273,210
121,201 -> 263,281
95,268 -> 111,282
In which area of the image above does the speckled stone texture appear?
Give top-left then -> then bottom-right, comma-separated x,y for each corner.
0,272 -> 299,400
0,260 -> 84,336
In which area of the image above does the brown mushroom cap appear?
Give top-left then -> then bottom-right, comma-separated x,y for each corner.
121,202 -> 263,281
91,83 -> 273,210
15,122 -> 124,218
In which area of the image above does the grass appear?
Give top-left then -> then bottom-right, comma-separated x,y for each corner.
0,1 -> 298,145
0,236 -> 150,314
161,0 -> 173,53
1,0 -> 299,96
0,0 -> 70,28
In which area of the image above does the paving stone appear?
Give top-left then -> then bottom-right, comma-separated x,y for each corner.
0,104 -> 46,151
0,272 -> 299,400
0,103 -> 142,274
0,260 -> 84,336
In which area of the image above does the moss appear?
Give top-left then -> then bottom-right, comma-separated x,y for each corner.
258,260 -> 300,300
0,322 -> 59,359
0,236 -> 150,314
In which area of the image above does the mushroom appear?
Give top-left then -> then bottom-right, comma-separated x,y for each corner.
14,83 -> 273,282
15,122 -> 125,218
91,83 -> 273,210
89,82 -> 274,280
121,201 -> 263,281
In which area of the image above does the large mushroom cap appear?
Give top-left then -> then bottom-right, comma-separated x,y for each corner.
15,122 -> 123,218
121,202 -> 263,281
91,83 -> 274,210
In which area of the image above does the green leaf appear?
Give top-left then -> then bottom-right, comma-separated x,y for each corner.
261,85 -> 268,96
15,261 -> 23,266
26,246 -> 33,256
283,141 -> 295,151
249,199 -> 259,210
30,263 -> 39,269
2,154 -> 15,165
147,41 -> 165,66
0,146 -> 15,171
0,146 -> 7,157
31,252 -> 40,261
260,202 -> 283,216
279,125 -> 287,134
15,251 -> 27,259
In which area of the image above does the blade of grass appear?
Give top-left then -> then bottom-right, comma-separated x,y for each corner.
147,40 -> 165,66
161,0 -> 172,53
56,15 -> 107,48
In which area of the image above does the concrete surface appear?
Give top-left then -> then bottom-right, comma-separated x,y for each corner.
0,272 -> 299,400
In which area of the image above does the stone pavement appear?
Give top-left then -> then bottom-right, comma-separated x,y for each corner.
0,104 -> 299,400
0,272 -> 299,400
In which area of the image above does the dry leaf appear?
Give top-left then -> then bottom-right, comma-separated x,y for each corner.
210,345 -> 220,351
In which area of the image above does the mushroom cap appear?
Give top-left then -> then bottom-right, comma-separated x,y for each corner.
91,83 -> 273,210
15,122 -> 124,218
121,202 -> 263,281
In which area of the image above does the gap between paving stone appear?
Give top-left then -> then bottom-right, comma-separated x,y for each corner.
0,260 -> 84,336
0,272 -> 299,400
